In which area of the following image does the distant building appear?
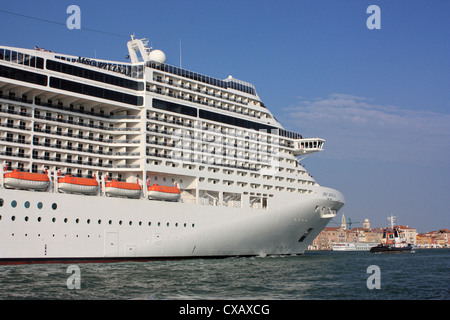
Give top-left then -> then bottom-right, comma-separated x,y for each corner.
341,213 -> 346,230
423,229 -> 450,248
309,220 -> 448,250
311,224 -> 382,250
313,227 -> 346,250
396,225 -> 418,245
363,218 -> 370,230
366,228 -> 384,243
416,234 -> 433,247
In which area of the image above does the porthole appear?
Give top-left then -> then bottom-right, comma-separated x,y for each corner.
129,221 -> 132,226
87,219 -> 91,224
0,198 -> 3,207
158,222 -> 161,226
148,222 -> 151,226
24,201 -> 30,208
24,216 -> 29,222
192,223 -> 195,228
11,216 -> 15,221
37,202 -> 43,209
64,218 -> 68,223
119,220 -> 122,225
37,217 -> 41,222
184,223 -> 187,227
98,219 -> 102,224
175,223 -> 178,227
52,203 -> 57,210
52,217 -> 56,223
108,220 -> 112,225
166,222 -> 169,227
75,218 -> 79,223
11,200 -> 17,208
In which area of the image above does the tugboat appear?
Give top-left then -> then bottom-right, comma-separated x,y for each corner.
370,215 -> 413,253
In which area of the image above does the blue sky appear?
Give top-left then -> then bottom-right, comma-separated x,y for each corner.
1,1 -> 449,232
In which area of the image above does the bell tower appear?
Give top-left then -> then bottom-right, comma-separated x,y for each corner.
341,213 -> 346,230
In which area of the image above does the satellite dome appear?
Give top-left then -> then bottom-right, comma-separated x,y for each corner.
148,49 -> 166,63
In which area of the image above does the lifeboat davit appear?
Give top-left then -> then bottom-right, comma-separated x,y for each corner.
148,183 -> 180,202
105,179 -> 142,198
3,170 -> 50,191
58,175 -> 99,195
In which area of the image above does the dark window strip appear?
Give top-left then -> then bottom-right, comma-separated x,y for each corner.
50,77 -> 143,106
0,65 -> 47,86
47,60 -> 143,91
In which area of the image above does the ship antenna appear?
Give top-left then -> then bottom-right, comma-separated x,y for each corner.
388,214 -> 396,228
179,38 -> 182,68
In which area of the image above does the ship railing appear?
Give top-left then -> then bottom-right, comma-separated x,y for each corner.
115,164 -> 140,169
151,79 -> 250,106
32,113 -> 140,131
0,151 -> 30,159
0,108 -> 32,117
0,122 -> 31,131
0,93 -> 33,105
0,137 -> 31,145
33,100 -> 140,120
29,147 -> 140,158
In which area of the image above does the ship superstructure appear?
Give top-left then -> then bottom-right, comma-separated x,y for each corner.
0,36 -> 344,264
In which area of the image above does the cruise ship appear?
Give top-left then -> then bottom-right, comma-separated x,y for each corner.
0,36 -> 344,264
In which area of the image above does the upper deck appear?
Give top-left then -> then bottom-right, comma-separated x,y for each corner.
0,37 -> 325,180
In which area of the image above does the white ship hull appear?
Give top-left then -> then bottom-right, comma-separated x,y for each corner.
0,187 -> 343,264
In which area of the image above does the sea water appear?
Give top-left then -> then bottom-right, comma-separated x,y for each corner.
0,249 -> 448,300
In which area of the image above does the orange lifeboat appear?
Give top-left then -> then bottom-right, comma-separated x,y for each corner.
105,179 -> 141,198
3,169 -> 50,191
58,175 -> 99,195
147,183 -> 180,202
